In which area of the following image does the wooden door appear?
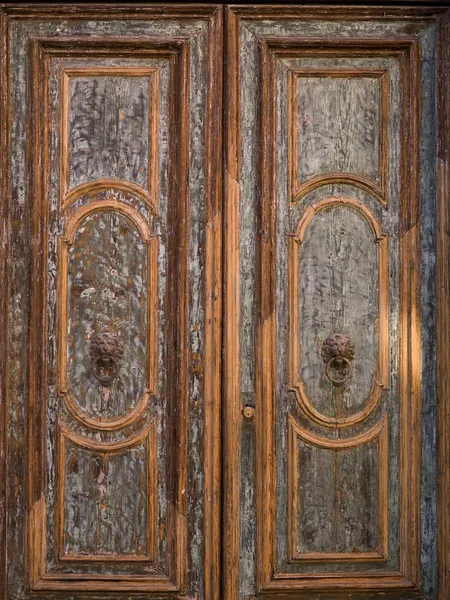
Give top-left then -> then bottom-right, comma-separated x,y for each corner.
223,5 -> 450,600
0,4 -> 222,599
1,4 -> 450,600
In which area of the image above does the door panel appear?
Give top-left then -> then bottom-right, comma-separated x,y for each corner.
224,6 -> 447,599
1,5 -> 221,598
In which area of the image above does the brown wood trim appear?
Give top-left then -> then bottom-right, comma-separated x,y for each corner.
59,67 -> 160,209
62,198 -> 153,245
223,7 -> 242,600
289,68 -> 390,207
398,39 -> 422,586
27,36 -> 52,590
161,40 -> 190,594
437,8 -> 450,600
289,196 -> 389,429
263,574 -> 415,591
57,198 -> 155,431
256,37 -> 278,592
62,179 -> 157,215
1,4 -> 221,20
0,9 -> 8,600
228,5 -> 444,21
62,390 -> 152,432
203,7 -> 223,600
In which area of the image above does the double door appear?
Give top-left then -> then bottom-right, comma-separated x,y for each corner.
1,4 -> 449,600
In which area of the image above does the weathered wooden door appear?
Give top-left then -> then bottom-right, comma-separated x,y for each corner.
0,4 -> 222,599
223,5 -> 450,600
1,4 -> 450,600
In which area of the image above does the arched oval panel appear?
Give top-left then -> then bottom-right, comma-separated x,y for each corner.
289,197 -> 388,427
61,205 -> 153,425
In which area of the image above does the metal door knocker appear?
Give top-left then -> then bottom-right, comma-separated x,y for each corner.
321,333 -> 355,386
89,330 -> 124,385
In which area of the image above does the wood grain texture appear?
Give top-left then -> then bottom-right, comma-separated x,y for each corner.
436,9 -> 450,600
56,420 -> 156,562
223,8 -> 242,600
58,197 -> 156,432
225,7 -> 440,598
288,415 -> 388,561
289,196 -> 389,428
289,69 -> 389,206
0,10 -> 9,600
60,67 -> 160,208
1,6 -> 222,598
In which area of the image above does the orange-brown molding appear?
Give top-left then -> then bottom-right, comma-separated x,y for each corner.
56,419 -> 157,564
22,26 -> 210,598
222,7 -> 242,600
290,379 -> 384,429
203,8 -> 223,600
62,197 -> 153,244
288,68 -> 390,207
292,173 -> 388,207
62,389 -> 152,432
60,66 -> 160,210
62,178 -> 158,216
289,196 -> 389,428
288,414 -> 389,563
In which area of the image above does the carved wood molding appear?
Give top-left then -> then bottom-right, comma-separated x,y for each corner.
58,196 -> 158,431
55,419 -> 157,563
24,29 -> 195,596
60,67 -> 160,211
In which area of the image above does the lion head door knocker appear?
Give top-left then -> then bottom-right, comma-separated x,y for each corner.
320,333 -> 355,387
89,330 -> 124,385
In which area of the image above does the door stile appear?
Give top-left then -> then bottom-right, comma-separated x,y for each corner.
437,8 -> 450,600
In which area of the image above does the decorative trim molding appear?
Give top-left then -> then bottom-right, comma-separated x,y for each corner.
62,178 -> 157,216
55,419 -> 157,563
25,32 -> 194,595
226,22 -> 423,594
58,197 -> 157,430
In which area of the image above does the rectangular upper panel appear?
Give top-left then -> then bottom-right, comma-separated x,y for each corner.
62,67 -> 157,195
291,69 -> 389,203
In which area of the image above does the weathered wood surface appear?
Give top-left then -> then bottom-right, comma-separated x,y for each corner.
296,75 -> 381,185
68,75 -> 150,191
0,4 -> 448,600
297,205 -> 379,419
1,5 -> 222,600
67,211 -> 148,419
224,6 -> 444,600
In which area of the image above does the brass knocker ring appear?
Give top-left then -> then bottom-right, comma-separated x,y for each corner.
325,356 -> 352,386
